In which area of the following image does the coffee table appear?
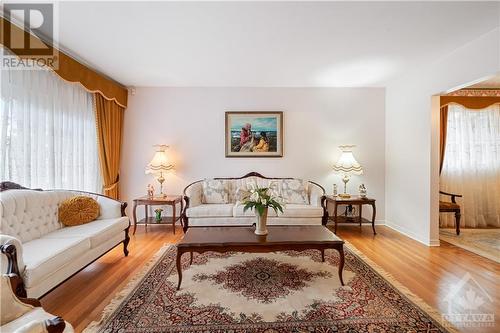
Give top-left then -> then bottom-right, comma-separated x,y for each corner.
176,226 -> 345,290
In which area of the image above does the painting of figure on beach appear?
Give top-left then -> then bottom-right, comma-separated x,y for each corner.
225,111 -> 283,157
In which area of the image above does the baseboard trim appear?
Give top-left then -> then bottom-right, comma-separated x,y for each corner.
428,239 -> 440,247
384,221 -> 434,247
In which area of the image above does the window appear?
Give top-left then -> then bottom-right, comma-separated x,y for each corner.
440,104 -> 500,227
0,64 -> 102,192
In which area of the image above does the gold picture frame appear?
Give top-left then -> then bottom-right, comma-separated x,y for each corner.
225,111 -> 284,157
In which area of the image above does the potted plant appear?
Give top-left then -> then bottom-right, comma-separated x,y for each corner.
240,183 -> 284,235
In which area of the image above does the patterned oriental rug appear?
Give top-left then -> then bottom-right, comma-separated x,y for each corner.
84,244 -> 455,333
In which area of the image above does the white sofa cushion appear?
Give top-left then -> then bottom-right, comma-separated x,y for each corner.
229,177 -> 275,202
42,217 -> 129,248
0,190 -> 75,243
25,233 -> 124,298
186,204 -> 234,218
281,179 -> 309,204
22,237 -> 90,288
280,204 -> 324,218
202,179 -> 230,204
232,204 -> 278,217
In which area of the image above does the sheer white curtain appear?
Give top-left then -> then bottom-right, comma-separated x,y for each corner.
0,64 -> 102,192
440,104 -> 500,228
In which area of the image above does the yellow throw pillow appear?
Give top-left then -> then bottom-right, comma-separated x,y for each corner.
59,196 -> 100,226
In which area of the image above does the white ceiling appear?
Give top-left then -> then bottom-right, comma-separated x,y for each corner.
468,75 -> 500,89
52,1 -> 499,87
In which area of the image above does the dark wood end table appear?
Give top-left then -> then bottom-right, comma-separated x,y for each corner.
176,226 -> 345,290
325,195 -> 376,235
132,195 -> 183,235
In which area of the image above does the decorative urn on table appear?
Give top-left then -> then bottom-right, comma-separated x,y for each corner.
240,182 -> 284,235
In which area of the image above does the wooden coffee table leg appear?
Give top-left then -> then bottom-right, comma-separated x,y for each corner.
321,249 -> 325,262
337,245 -> 345,286
189,251 -> 193,265
176,249 -> 183,290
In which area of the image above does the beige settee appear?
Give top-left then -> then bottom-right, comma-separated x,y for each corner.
0,185 -> 130,299
182,172 -> 326,230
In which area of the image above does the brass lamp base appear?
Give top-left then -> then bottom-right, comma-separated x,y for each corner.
339,174 -> 351,198
157,172 -> 167,198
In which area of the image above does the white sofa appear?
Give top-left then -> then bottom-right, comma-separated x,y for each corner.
182,173 -> 326,229
0,186 -> 130,299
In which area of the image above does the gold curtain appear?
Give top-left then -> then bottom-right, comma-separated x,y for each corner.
1,17 -> 127,108
95,94 -> 125,199
439,106 -> 449,174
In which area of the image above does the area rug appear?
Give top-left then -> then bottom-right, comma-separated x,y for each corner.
84,243 -> 455,333
440,228 -> 500,263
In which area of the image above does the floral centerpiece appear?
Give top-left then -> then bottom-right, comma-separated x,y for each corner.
239,182 -> 284,235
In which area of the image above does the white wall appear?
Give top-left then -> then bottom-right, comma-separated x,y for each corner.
121,87 -> 385,220
385,28 -> 500,246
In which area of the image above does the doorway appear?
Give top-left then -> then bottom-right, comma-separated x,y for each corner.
437,76 -> 500,262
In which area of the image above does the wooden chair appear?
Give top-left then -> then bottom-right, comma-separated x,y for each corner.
439,191 -> 462,235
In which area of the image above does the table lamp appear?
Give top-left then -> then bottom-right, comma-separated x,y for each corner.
333,145 -> 363,198
145,145 -> 174,197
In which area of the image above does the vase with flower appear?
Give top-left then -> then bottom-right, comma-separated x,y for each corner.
240,182 -> 284,235
154,208 -> 163,223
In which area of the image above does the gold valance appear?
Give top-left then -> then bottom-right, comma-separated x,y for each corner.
0,17 -> 128,108
440,96 -> 499,110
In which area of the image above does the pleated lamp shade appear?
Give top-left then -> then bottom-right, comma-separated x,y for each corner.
333,145 -> 363,175
145,145 -> 174,174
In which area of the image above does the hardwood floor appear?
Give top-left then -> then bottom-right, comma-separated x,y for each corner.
41,224 -> 499,333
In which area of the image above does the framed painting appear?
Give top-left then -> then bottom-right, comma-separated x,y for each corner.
225,111 -> 283,157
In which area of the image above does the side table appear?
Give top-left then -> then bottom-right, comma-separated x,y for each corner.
132,195 -> 183,235
325,195 -> 376,235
